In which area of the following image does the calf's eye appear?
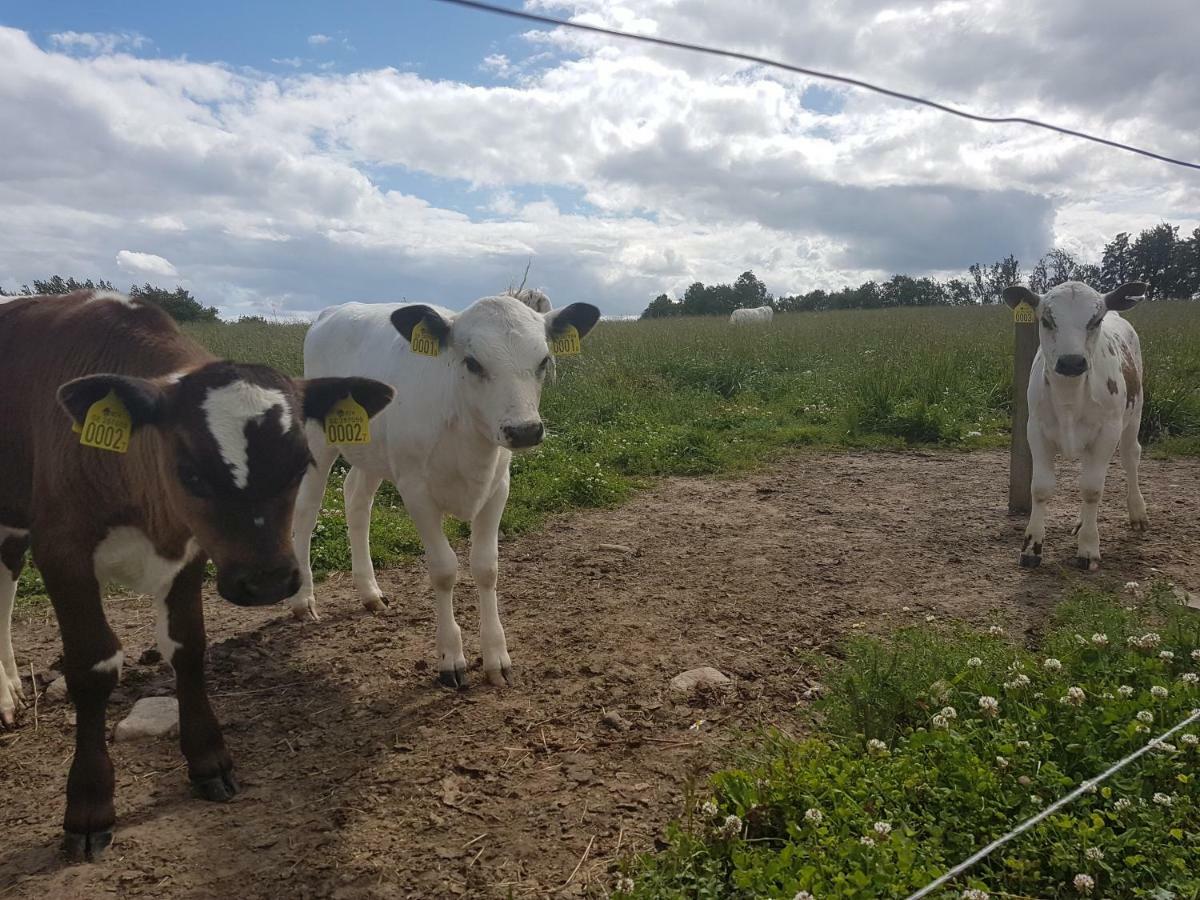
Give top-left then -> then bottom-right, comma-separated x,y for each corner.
1041,317 -> 1054,329
464,356 -> 486,377
179,466 -> 212,499
537,355 -> 551,375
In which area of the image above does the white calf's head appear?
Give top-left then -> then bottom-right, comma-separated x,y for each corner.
391,295 -> 600,449
1002,281 -> 1148,377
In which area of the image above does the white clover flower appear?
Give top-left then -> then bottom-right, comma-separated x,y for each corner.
1114,798 -> 1132,812
996,756 -> 1009,769
866,738 -> 889,756
925,615 -> 936,623
805,807 -> 823,825
1130,633 -> 1162,650
1044,658 -> 1063,672
1118,685 -> 1134,697
1074,634 -> 1088,647
1152,741 -> 1177,754
1073,873 -> 1095,894
1124,581 -> 1140,593
1135,724 -> 1151,734
967,657 -> 983,669
988,625 -> 1005,637
929,681 -> 951,702
860,835 -> 876,847
1016,740 -> 1031,750
718,814 -> 742,839
1064,686 -> 1086,706
1030,795 -> 1043,806
1137,710 -> 1154,724
1181,673 -> 1199,684
1091,633 -> 1108,647
961,891 -> 989,900
932,714 -> 950,730
792,893 -> 815,900
979,696 -> 1000,717
1101,692 -> 1114,700
1180,733 -> 1199,747
700,800 -> 718,817
873,821 -> 892,838
1033,691 -> 1045,700
1004,673 -> 1031,691
1085,782 -> 1098,794
1153,793 -> 1173,806
1151,686 -> 1169,699
1192,649 -> 1200,662
940,706 -> 958,720
1084,847 -> 1104,862
616,876 -> 635,893
1160,651 -> 1175,662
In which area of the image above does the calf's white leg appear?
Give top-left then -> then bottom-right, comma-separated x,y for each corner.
0,560 -> 23,726
287,423 -> 340,621
1021,427 -> 1056,568
1120,416 -> 1149,531
407,494 -> 466,688
344,467 -> 386,612
1074,427 -> 1120,570
470,479 -> 512,686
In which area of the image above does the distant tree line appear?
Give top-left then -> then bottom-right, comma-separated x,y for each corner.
0,275 -> 219,322
641,221 -> 1200,318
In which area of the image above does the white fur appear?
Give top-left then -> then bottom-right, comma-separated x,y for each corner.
86,290 -> 138,307
1021,281 -> 1147,568
91,650 -> 125,677
504,287 -> 553,313
730,306 -> 773,324
289,295 -> 569,683
202,381 -> 293,489
153,593 -> 183,664
93,527 -> 199,596
0,525 -> 28,725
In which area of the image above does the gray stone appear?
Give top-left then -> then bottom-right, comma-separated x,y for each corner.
669,667 -> 731,696
45,676 -> 69,702
114,696 -> 179,742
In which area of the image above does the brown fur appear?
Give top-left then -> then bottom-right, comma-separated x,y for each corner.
1120,345 -> 1142,409
1106,378 -> 1119,395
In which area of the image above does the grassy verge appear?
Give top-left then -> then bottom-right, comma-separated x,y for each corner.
621,583 -> 1200,898
16,303 -> 1200,599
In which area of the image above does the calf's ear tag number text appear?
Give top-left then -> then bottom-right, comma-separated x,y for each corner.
325,396 -> 371,445
410,320 -> 440,357
1013,301 -> 1036,324
550,325 -> 582,357
77,390 -> 131,453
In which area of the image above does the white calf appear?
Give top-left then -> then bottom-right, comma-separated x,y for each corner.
289,294 -> 600,687
1002,281 -> 1149,570
730,306 -> 773,324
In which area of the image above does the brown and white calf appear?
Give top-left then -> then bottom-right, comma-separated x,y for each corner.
0,290 -> 393,861
1002,280 -> 1149,570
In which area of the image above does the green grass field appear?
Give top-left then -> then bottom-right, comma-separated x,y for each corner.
15,302 -> 1199,602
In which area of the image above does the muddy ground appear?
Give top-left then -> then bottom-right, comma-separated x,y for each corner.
2,449 -> 1198,899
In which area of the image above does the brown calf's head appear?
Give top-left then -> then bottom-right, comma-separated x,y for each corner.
59,362 -> 394,606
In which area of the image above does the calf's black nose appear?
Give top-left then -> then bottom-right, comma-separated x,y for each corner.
1054,354 -> 1088,377
222,565 -> 301,606
503,422 -> 545,448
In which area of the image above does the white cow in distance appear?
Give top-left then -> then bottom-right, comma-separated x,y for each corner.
1002,280 -> 1149,571
730,306 -> 773,324
289,294 -> 601,687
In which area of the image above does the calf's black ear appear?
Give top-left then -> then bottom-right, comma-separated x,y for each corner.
1001,285 -> 1040,310
390,305 -> 451,348
58,374 -> 165,430
545,302 -> 601,340
1104,282 -> 1149,311
302,378 -> 395,422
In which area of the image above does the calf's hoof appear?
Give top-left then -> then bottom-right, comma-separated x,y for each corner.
362,594 -> 389,613
438,666 -> 468,690
1074,555 -> 1100,572
1130,516 -> 1150,532
485,666 -> 513,688
62,828 -> 113,863
1019,553 -> 1042,568
191,770 -> 240,803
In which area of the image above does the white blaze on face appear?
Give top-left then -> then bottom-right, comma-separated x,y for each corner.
202,381 -> 294,489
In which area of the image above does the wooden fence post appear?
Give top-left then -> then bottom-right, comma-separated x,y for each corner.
1008,301 -> 1038,515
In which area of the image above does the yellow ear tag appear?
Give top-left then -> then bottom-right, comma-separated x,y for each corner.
1013,301 -> 1036,324
78,389 -> 131,453
410,320 -> 440,357
324,396 -> 371,445
550,325 -> 582,357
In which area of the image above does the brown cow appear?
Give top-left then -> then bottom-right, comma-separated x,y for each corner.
0,290 -> 394,861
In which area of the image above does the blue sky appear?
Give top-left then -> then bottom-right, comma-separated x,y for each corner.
0,1 -> 1196,317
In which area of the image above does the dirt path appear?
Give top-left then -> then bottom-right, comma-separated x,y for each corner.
2,450 -> 1198,899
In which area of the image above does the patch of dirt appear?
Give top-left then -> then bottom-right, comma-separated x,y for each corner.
2,450 -> 1198,898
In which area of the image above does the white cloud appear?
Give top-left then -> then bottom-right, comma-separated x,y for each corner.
117,250 -> 179,279
1,5 -> 1198,319
50,31 -> 146,54
307,33 -> 331,46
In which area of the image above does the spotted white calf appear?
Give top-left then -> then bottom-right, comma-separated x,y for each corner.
730,306 -> 773,324
1002,281 -> 1149,570
289,294 -> 600,687
0,289 -> 392,860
